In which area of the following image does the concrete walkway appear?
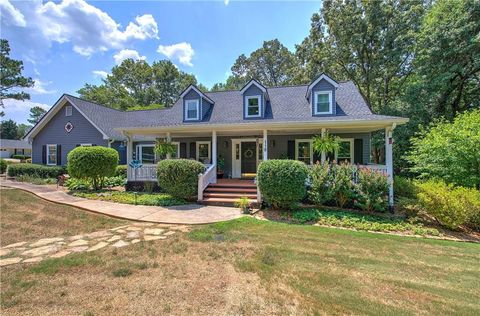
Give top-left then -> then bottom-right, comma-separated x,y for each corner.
1,180 -> 243,225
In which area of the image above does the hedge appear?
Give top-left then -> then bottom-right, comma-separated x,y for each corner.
6,163 -> 66,178
257,159 -> 309,209
115,165 -> 127,178
0,159 -> 7,174
156,159 -> 205,200
11,154 -> 30,160
67,146 -> 118,190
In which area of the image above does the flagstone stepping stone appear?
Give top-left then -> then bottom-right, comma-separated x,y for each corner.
30,237 -> 64,248
144,235 -> 167,241
163,231 -> 176,236
23,257 -> 43,263
70,246 -> 89,253
87,242 -> 109,252
126,226 -> 142,231
110,225 -> 129,231
112,240 -> 129,248
0,248 -> 12,257
22,245 -> 59,257
144,228 -> 164,235
0,257 -> 22,266
131,239 -> 141,244
50,250 -> 71,258
68,234 -> 85,241
107,235 -> 121,242
126,231 -> 140,239
133,223 -> 154,227
85,230 -> 112,238
68,239 -> 89,247
3,241 -> 27,249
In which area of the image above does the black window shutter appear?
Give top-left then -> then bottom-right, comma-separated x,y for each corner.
326,152 -> 334,162
287,140 -> 295,159
354,139 -> 363,164
180,142 -> 187,158
189,142 -> 196,159
76,144 -> 80,147
57,145 -> 62,165
92,144 -> 97,146
42,145 -> 46,164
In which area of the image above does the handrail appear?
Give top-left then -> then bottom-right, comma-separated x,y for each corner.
197,164 -> 216,201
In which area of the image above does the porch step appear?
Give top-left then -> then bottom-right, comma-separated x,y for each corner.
203,192 -> 257,199
200,180 -> 258,207
204,187 -> 257,194
207,182 -> 256,189
200,197 -> 258,207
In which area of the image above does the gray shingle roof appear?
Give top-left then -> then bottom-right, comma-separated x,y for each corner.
0,139 -> 31,149
64,81 -> 406,139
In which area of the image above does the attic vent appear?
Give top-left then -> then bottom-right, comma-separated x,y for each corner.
65,106 -> 72,116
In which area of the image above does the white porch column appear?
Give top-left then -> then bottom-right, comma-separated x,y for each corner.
321,128 -> 326,163
385,126 -> 394,208
263,129 -> 268,161
126,134 -> 133,164
166,132 -> 171,159
212,130 -> 217,184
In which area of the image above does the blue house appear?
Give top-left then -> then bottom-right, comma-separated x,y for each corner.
24,74 -> 408,205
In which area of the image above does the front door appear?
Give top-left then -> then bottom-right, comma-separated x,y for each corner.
241,142 -> 257,175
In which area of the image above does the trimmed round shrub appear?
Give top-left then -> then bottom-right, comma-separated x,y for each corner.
257,159 -> 309,209
67,146 -> 118,190
0,159 -> 7,174
156,159 -> 205,200
6,163 -> 66,178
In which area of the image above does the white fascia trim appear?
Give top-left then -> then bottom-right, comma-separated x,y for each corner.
184,99 -> 200,121
313,91 -> 333,115
240,79 -> 267,94
245,95 -> 262,118
180,85 -> 214,104
308,73 -> 339,91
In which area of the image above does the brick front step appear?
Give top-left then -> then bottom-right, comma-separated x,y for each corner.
199,197 -> 258,207
200,180 -> 258,207
203,192 -> 257,199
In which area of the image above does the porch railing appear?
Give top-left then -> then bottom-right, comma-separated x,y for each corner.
127,164 -> 157,181
198,164 -> 216,201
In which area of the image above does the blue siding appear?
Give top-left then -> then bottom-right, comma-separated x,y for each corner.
311,79 -> 336,116
243,85 -> 264,119
183,89 -> 202,122
32,102 -> 107,165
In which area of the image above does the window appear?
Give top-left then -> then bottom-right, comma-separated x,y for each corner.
335,139 -> 354,163
196,141 -> 211,163
136,145 -> 156,164
47,144 -> 57,165
295,139 -> 313,165
185,99 -> 199,120
65,106 -> 72,116
170,142 -> 180,159
314,91 -> 332,114
245,96 -> 261,118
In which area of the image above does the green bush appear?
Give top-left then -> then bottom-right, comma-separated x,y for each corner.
11,154 -> 29,160
72,191 -> 185,206
354,169 -> 389,212
65,178 -> 91,190
308,162 -> 335,206
67,147 -> 118,190
394,176 -> 417,199
115,165 -> 127,178
416,180 -> 480,230
257,159 -> 309,209
17,174 -> 57,185
156,159 -> 205,200
291,209 -> 320,223
329,163 -> 356,208
0,159 -> 7,174
103,176 -> 126,187
6,163 -> 66,178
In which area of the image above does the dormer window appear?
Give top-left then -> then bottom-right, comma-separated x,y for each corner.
245,96 -> 261,118
314,91 -> 333,115
185,99 -> 199,120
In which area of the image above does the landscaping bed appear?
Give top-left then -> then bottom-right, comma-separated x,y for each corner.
70,190 -> 186,207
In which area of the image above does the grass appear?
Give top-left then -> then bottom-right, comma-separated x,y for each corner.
16,174 -> 57,185
287,208 -> 440,236
71,190 -> 186,207
1,193 -> 479,314
0,189 -> 127,246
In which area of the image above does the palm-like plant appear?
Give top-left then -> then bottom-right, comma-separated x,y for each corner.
312,133 -> 340,157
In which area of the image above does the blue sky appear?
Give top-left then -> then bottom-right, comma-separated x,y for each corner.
2,0 -> 320,124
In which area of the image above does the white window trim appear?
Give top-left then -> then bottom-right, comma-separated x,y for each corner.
46,144 -> 57,166
245,95 -> 262,118
65,105 -> 72,117
80,144 -> 92,147
313,91 -> 333,115
196,141 -> 211,163
335,138 -> 354,162
295,139 -> 313,165
136,144 -> 156,164
185,99 -> 200,121
170,141 -> 180,159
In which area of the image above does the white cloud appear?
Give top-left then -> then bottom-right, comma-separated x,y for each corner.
26,79 -> 56,95
224,0 -> 230,5
92,70 -> 108,79
2,99 -> 49,114
113,49 -> 147,65
2,0 -> 159,58
0,0 -> 26,27
157,42 -> 194,67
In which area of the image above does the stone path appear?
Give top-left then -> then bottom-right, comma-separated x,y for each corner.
1,180 -> 243,224
0,223 -> 189,267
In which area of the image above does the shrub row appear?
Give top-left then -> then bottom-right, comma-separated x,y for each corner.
7,163 -> 66,178
156,159 -> 205,200
115,165 -> 127,178
11,154 -> 30,160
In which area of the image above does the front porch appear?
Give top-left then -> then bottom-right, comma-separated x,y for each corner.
123,124 -> 395,206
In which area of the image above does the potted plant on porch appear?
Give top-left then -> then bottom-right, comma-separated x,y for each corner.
217,156 -> 225,179
312,133 -> 340,162
155,139 -> 177,159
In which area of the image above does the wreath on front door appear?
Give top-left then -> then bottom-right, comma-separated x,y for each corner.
244,149 -> 254,159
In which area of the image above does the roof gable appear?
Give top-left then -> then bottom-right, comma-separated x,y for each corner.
179,85 -> 214,104
306,73 -> 339,98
